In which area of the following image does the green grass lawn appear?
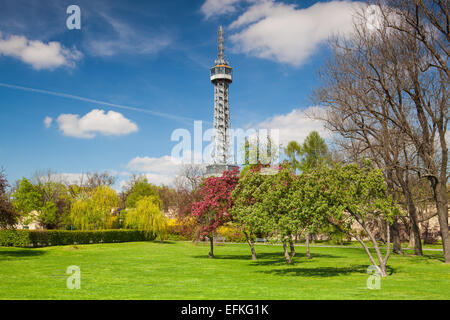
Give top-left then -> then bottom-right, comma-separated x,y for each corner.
0,241 -> 448,299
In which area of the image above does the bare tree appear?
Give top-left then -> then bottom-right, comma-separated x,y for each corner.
174,164 -> 206,192
314,0 -> 449,261
84,171 -> 117,190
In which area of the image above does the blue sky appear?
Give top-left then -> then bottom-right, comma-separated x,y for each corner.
0,0 -> 363,188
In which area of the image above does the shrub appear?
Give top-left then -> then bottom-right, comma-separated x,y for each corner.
216,223 -> 246,243
166,217 -> 198,240
0,229 -> 156,247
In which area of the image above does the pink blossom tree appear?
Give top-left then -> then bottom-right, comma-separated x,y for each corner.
192,168 -> 239,258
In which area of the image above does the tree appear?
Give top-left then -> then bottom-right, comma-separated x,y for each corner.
314,0 -> 449,260
34,172 -> 72,229
299,131 -> 330,172
0,169 -> 18,229
381,0 -> 449,262
256,164 -> 330,263
156,185 -> 177,212
11,178 -> 43,225
290,171 -> 331,260
125,196 -> 168,242
232,167 -> 275,260
316,161 -> 399,277
174,164 -> 205,192
259,166 -> 301,263
10,176 -> 72,229
298,131 -> 331,254
192,168 -> 239,258
240,135 -> 280,167
85,171 -> 117,190
125,177 -> 160,209
70,186 -> 118,230
284,141 -> 302,172
39,201 -> 59,228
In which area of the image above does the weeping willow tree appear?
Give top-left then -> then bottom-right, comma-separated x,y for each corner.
124,196 -> 168,242
70,186 -> 118,230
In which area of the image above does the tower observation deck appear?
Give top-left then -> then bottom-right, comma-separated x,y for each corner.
206,26 -> 238,176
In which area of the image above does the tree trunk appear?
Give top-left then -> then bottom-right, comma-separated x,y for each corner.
435,182 -> 450,263
408,226 -> 415,248
208,234 -> 214,258
391,220 -> 402,254
306,233 -> 311,259
289,240 -> 295,257
405,191 -> 423,255
244,231 -> 257,261
377,262 -> 388,278
330,218 -> 390,277
283,242 -> 292,264
353,215 -> 391,278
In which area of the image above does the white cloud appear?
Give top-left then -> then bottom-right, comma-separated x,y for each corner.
255,106 -> 331,146
142,173 -> 175,186
202,0 -> 364,66
127,155 -> 179,175
201,0 -> 242,19
56,109 -> 138,139
44,116 -> 53,128
126,155 -> 181,186
0,32 -> 82,70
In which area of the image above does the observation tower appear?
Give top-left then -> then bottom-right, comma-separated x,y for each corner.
206,26 -> 238,176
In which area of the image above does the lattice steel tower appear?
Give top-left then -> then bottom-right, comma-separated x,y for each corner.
210,26 -> 232,165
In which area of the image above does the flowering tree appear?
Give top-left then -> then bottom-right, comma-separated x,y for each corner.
192,168 -> 239,258
0,169 -> 18,229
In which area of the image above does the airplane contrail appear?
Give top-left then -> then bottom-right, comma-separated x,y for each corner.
0,82 -> 206,125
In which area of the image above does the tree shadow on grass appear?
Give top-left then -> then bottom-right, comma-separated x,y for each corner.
251,252 -> 344,266
258,264 -> 395,277
0,248 -> 46,260
416,253 -> 445,263
192,252 -> 343,266
151,240 -> 177,245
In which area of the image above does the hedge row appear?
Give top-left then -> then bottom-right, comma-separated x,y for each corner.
0,229 -> 156,247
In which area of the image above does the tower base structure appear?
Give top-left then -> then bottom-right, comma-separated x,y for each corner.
205,164 -> 239,177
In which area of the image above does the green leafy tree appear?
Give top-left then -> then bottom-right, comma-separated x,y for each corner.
312,161 -> 399,277
126,178 -> 160,209
284,141 -> 302,172
299,131 -> 330,172
38,181 -> 71,229
259,166 -> 305,263
125,196 -> 168,242
39,201 -> 59,228
240,135 -> 279,166
12,178 -> 43,225
232,167 -> 275,260
298,131 -> 331,249
10,177 -> 71,229
70,186 -> 118,230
